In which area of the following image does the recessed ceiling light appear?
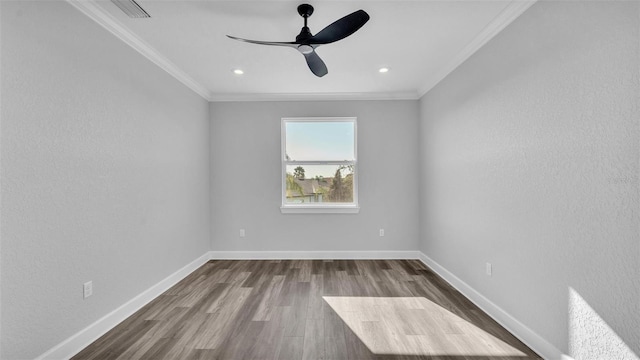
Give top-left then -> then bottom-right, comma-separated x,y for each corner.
378,67 -> 389,73
233,69 -> 244,75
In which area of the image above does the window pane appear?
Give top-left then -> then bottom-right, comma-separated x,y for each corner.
285,121 -> 355,161
285,164 -> 355,204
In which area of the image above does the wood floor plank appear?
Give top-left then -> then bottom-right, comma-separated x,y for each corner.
282,282 -> 310,337
307,274 -> 325,320
298,259 -> 312,282
302,318 -> 325,360
324,304 -> 348,360
246,306 -> 289,359
252,275 -> 286,321
276,336 -> 304,360
216,319 -> 265,359
72,260 -> 542,360
343,320 -> 375,360
138,337 -> 178,360
115,319 -> 180,360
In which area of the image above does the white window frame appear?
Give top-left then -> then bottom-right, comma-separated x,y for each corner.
281,117 -> 359,214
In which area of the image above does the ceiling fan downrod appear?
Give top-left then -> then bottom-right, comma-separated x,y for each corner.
296,4 -> 314,43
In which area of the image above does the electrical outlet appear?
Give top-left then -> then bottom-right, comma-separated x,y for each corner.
239,229 -> 246,237
83,281 -> 93,299
379,229 -> 385,237
486,262 -> 492,276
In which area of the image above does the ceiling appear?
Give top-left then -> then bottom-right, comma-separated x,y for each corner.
69,0 -> 535,101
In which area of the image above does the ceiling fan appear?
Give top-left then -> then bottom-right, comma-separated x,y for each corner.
227,4 -> 370,77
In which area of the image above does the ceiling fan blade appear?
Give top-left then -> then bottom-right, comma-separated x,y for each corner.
227,35 -> 298,48
303,50 -> 328,77
308,10 -> 369,45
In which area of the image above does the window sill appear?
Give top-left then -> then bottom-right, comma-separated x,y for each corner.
280,205 -> 360,214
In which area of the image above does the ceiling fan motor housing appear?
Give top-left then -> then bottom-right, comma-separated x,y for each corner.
296,27 -> 313,43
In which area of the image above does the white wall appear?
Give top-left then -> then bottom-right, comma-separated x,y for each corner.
419,1 -> 639,357
0,3 -> 3,357
0,2 -> 210,359
210,100 -> 419,254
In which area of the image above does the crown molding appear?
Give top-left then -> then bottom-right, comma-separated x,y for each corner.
209,91 -> 420,102
66,0 -> 212,101
417,0 -> 537,98
67,0 -> 535,103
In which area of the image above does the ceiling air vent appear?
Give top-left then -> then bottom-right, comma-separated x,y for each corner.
111,0 -> 150,18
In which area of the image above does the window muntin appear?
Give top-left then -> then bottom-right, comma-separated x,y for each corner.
281,118 -> 358,213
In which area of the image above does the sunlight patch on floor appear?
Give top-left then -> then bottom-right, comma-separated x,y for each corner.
323,296 -> 529,357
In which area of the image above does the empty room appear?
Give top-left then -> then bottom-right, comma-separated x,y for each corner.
1,0 -> 638,359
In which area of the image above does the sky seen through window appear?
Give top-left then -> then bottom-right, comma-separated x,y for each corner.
285,121 -> 355,178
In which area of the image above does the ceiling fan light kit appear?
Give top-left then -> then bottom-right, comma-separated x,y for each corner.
227,4 -> 370,78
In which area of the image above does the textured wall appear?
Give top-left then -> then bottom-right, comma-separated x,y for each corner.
0,2 -> 210,358
569,288 -> 639,360
419,1 -> 639,357
210,100 -> 419,253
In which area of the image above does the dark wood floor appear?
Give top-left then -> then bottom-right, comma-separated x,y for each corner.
73,260 -> 540,360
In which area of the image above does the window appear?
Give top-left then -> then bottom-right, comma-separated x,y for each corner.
281,117 -> 358,213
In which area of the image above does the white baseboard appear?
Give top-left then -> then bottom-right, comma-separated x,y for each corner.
418,252 -> 565,360
210,250 -> 421,260
35,252 -> 212,360
35,250 -> 416,359
36,250 -> 566,360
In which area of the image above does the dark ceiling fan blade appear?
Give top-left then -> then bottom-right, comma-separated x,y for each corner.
226,5 -> 370,77
226,35 -> 299,48
303,50 -> 328,77
308,9 -> 369,45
